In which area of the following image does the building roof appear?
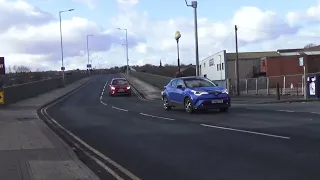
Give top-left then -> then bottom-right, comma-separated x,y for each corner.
226,51 -> 280,60
277,48 -> 303,53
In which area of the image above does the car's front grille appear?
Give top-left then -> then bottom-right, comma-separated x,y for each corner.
209,91 -> 221,96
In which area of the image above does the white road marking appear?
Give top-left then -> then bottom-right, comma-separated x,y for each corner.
311,112 -> 320,115
100,100 -> 107,106
112,106 -> 129,112
277,110 -> 294,113
100,80 -> 109,103
139,113 -> 175,120
200,124 -> 290,140
41,77 -> 141,180
72,142 -> 124,180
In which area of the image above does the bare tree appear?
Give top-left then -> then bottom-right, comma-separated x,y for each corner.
304,43 -> 317,49
13,65 -> 31,73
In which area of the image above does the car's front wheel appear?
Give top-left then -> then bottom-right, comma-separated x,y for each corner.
162,96 -> 172,110
184,97 -> 194,114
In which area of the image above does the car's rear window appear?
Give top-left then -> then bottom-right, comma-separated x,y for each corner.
112,79 -> 127,85
184,78 -> 217,88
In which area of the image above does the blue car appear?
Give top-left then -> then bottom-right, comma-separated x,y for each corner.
161,76 -> 231,113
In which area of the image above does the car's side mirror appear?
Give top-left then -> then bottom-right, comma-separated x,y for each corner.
177,85 -> 183,89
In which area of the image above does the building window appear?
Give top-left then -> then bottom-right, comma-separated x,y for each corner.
261,59 -> 266,66
204,62 -> 206,68
209,59 -> 214,66
217,64 -> 220,71
221,63 -> 224,70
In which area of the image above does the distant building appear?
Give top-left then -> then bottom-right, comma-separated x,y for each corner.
200,50 -> 277,88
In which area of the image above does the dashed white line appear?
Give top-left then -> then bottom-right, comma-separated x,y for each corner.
311,112 -> 320,115
100,100 -> 107,106
201,124 -> 290,139
277,110 -> 295,113
139,113 -> 175,120
112,106 -> 128,112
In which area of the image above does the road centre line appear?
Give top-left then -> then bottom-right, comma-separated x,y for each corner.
277,110 -> 295,113
200,124 -> 290,140
139,113 -> 175,120
112,106 -> 129,112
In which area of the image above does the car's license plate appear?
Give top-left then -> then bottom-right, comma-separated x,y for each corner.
211,100 -> 223,103
118,89 -> 124,92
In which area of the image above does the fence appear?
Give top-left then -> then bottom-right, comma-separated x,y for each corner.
231,74 -> 304,96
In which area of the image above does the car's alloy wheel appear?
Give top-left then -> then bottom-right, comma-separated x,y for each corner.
163,96 -> 172,110
184,98 -> 193,113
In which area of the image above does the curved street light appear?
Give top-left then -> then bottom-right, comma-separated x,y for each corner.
86,34 -> 93,75
175,31 -> 181,73
184,0 -> 199,76
59,8 -> 74,86
117,28 -> 129,76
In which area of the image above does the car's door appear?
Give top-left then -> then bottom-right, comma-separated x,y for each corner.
175,79 -> 186,103
165,80 -> 176,101
167,80 -> 178,102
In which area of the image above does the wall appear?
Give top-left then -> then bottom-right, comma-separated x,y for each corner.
200,50 -> 226,81
3,73 -> 87,105
227,58 -> 260,80
130,71 -> 171,89
264,56 -> 303,88
200,50 -> 227,88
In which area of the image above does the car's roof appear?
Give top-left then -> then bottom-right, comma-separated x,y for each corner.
173,76 -> 204,80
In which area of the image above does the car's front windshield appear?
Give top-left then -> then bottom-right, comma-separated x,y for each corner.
112,80 -> 127,85
184,78 -> 217,88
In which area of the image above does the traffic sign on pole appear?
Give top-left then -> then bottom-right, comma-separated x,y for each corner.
0,57 -> 5,75
299,57 -> 304,66
0,91 -> 4,104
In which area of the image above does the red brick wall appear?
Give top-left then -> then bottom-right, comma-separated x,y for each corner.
265,56 -> 303,88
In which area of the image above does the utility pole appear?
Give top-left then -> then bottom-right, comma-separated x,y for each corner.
235,25 -> 240,96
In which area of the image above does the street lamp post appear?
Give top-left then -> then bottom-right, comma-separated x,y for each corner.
86,34 -> 93,76
117,28 -> 129,76
175,31 -> 181,73
59,8 -> 74,86
184,0 -> 200,76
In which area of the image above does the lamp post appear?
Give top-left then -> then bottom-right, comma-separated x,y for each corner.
86,34 -> 93,75
175,31 -> 181,73
184,0 -> 200,76
59,8 -> 74,86
117,28 -> 129,76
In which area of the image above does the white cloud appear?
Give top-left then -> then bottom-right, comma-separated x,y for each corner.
2,0 -> 320,71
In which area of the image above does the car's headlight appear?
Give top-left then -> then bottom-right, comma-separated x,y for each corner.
127,86 -> 130,89
222,89 -> 228,94
191,90 -> 209,96
111,86 -> 115,90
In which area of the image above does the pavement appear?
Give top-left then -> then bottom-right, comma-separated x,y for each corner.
121,73 -> 162,101
0,76 -> 100,180
44,74 -> 320,180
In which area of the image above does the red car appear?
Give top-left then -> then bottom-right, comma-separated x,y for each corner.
109,78 -> 131,96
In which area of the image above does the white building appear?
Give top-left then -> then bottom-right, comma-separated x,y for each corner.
200,50 -> 228,88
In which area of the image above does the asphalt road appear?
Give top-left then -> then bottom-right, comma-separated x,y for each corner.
47,74 -> 320,180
